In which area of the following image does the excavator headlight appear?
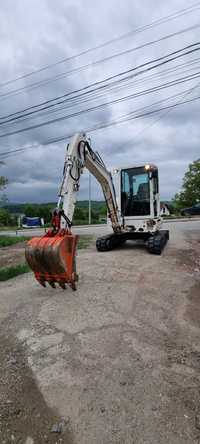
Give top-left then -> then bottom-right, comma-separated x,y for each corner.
145,164 -> 151,171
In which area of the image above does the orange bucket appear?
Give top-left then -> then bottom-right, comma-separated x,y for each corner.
25,231 -> 79,290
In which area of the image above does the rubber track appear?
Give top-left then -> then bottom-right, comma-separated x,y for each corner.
148,230 -> 169,255
96,230 -> 169,254
96,234 -> 120,252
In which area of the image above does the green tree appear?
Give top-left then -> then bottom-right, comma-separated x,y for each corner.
173,159 -> 200,210
74,207 -> 87,221
0,208 -> 12,226
99,204 -> 107,217
24,204 -> 53,223
91,209 -> 99,222
37,205 -> 53,223
24,204 -> 37,217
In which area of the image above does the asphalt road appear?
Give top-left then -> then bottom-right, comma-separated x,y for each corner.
0,221 -> 200,443
1,218 -> 200,237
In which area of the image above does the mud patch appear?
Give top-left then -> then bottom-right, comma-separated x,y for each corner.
0,333 -> 73,444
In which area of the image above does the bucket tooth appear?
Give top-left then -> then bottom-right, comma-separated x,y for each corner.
49,281 -> 56,288
39,280 -> 46,287
70,282 -> 77,291
59,282 -> 66,289
73,272 -> 79,282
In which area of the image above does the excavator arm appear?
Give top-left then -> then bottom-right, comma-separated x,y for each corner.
58,133 -> 121,232
25,132 -> 121,290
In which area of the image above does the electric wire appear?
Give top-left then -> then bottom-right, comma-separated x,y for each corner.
120,78 -> 200,147
1,58 -> 200,128
0,70 -> 200,133
0,42 -> 199,129
0,23 -> 199,102
1,1 -> 199,89
0,88 -> 199,159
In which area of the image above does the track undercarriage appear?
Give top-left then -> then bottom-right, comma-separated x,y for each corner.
96,230 -> 169,255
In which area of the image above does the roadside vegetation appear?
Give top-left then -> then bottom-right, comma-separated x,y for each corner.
0,235 -> 28,248
173,159 -> 200,211
0,264 -> 30,282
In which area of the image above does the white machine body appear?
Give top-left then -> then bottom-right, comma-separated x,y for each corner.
58,132 -> 162,235
109,165 -> 162,232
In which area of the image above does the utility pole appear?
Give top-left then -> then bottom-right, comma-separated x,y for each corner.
88,172 -> 91,224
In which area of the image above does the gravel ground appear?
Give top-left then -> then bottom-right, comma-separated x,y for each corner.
0,333 -> 73,444
0,242 -> 25,268
0,224 -> 200,443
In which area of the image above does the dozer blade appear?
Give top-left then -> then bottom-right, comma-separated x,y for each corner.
25,232 -> 79,290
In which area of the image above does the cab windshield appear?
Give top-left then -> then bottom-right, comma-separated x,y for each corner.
121,167 -> 150,216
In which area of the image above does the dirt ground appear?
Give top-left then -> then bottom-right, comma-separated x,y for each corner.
0,223 -> 200,443
0,242 -> 25,268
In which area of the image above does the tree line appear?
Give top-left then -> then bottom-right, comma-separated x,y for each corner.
20,203 -> 107,225
0,193 -> 107,227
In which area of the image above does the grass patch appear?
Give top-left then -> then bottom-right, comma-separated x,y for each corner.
0,226 -> 18,231
0,264 -> 30,281
78,235 -> 94,249
0,235 -> 28,248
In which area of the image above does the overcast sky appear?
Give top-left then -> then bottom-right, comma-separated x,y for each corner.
0,0 -> 199,203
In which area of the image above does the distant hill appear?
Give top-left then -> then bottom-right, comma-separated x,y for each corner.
3,201 -> 106,214
3,200 -> 173,215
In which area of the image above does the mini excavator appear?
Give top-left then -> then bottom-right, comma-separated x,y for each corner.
25,132 -> 169,289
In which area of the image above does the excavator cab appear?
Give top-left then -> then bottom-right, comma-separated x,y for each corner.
97,163 -> 168,253
120,164 -> 160,223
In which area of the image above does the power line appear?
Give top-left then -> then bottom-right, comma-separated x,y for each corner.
1,89 -> 199,159
0,23 -> 199,102
0,42 -> 199,127
2,58 -> 200,129
1,1 -> 200,89
12,57 -> 200,125
82,94 -> 200,133
0,91 -> 186,157
121,78 -> 200,147
3,53 -> 198,122
29,58 -> 200,121
1,70 -> 200,133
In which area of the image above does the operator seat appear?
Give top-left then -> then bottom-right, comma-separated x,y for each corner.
135,182 -> 150,215
137,183 -> 150,201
